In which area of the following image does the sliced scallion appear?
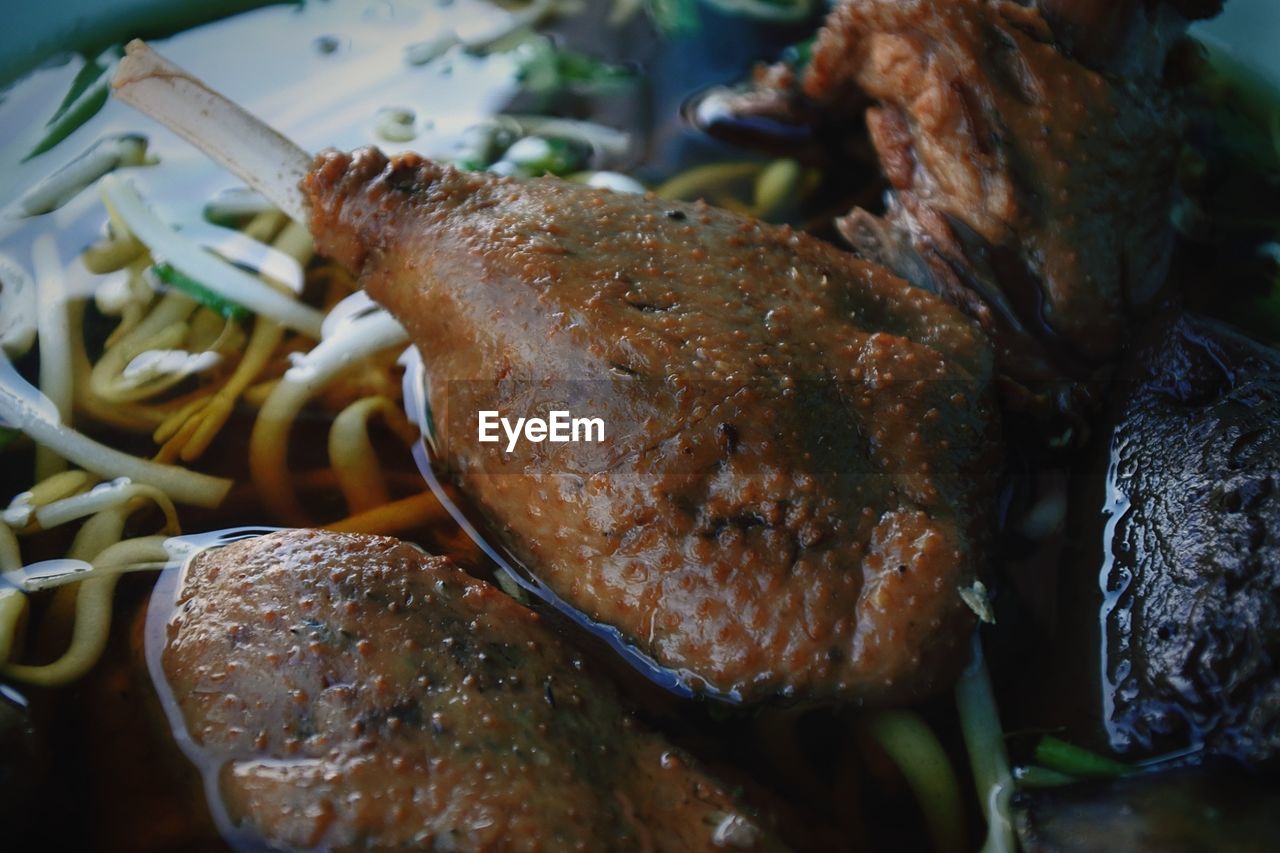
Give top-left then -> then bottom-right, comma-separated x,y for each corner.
102,176 -> 323,338
151,263 -> 247,322
24,47 -> 122,161
1033,737 -> 1132,779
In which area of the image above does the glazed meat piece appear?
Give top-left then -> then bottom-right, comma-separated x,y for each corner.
159,529 -> 783,851
805,0 -> 1197,415
1014,765 -> 1280,853
1101,315 -> 1280,766
699,0 -> 1220,419
302,148 -> 1000,704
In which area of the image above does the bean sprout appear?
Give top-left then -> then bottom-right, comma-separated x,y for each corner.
956,634 -> 1017,853
1,535 -> 170,686
102,176 -> 323,337
250,304 -> 408,524
33,234 -> 73,480
20,134 -> 150,216
864,711 -> 967,853
0,354 -> 233,508
0,253 -> 37,358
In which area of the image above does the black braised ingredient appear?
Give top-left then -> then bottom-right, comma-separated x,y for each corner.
1015,764 -> 1280,853
1102,314 -> 1280,766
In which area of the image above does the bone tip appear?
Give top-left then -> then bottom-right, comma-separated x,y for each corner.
113,39 -> 168,92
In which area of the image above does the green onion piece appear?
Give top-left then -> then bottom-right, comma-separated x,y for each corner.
956,635 -> 1017,853
555,50 -> 635,86
1033,736 -> 1131,779
375,107 -> 418,143
1013,765 -> 1078,788
47,47 -> 120,126
0,427 -> 18,452
864,711 -> 967,853
782,37 -> 815,69
25,83 -> 110,161
449,119 -> 521,171
24,48 -> 122,161
48,57 -> 107,125
646,0 -> 700,35
151,263 -> 248,322
502,136 -> 589,177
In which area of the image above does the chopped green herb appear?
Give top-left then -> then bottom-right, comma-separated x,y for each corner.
1033,736 -> 1132,779
514,39 -> 635,96
151,263 -> 248,322
1013,765 -> 1077,788
501,136 -> 590,177
448,119 -> 522,171
24,47 -> 122,161
554,50 -> 635,86
646,0 -> 699,35
781,37 -> 815,69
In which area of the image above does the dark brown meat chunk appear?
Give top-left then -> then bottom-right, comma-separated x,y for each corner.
302,148 -> 1000,704
1015,765 -> 1280,853
159,529 -> 784,851
1102,315 -> 1280,766
805,0 -> 1186,415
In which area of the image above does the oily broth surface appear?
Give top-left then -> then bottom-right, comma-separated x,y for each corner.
0,3 -> 921,851
0,0 -> 528,276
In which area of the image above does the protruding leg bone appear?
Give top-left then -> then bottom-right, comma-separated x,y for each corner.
112,40 -> 312,224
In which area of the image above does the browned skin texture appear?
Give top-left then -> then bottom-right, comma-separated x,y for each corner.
302,148 -> 1000,704
803,0 -> 1193,417
162,530 -> 784,851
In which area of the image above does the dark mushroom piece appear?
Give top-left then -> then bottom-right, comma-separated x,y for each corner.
1015,764 -> 1280,853
1098,313 -> 1280,767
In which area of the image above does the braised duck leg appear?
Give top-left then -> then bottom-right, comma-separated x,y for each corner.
114,42 -> 1001,705
159,530 -> 785,850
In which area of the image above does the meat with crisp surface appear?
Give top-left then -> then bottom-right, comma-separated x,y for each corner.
698,0 -> 1222,420
160,529 -> 784,851
807,0 -> 1195,413
301,148 -> 1001,704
